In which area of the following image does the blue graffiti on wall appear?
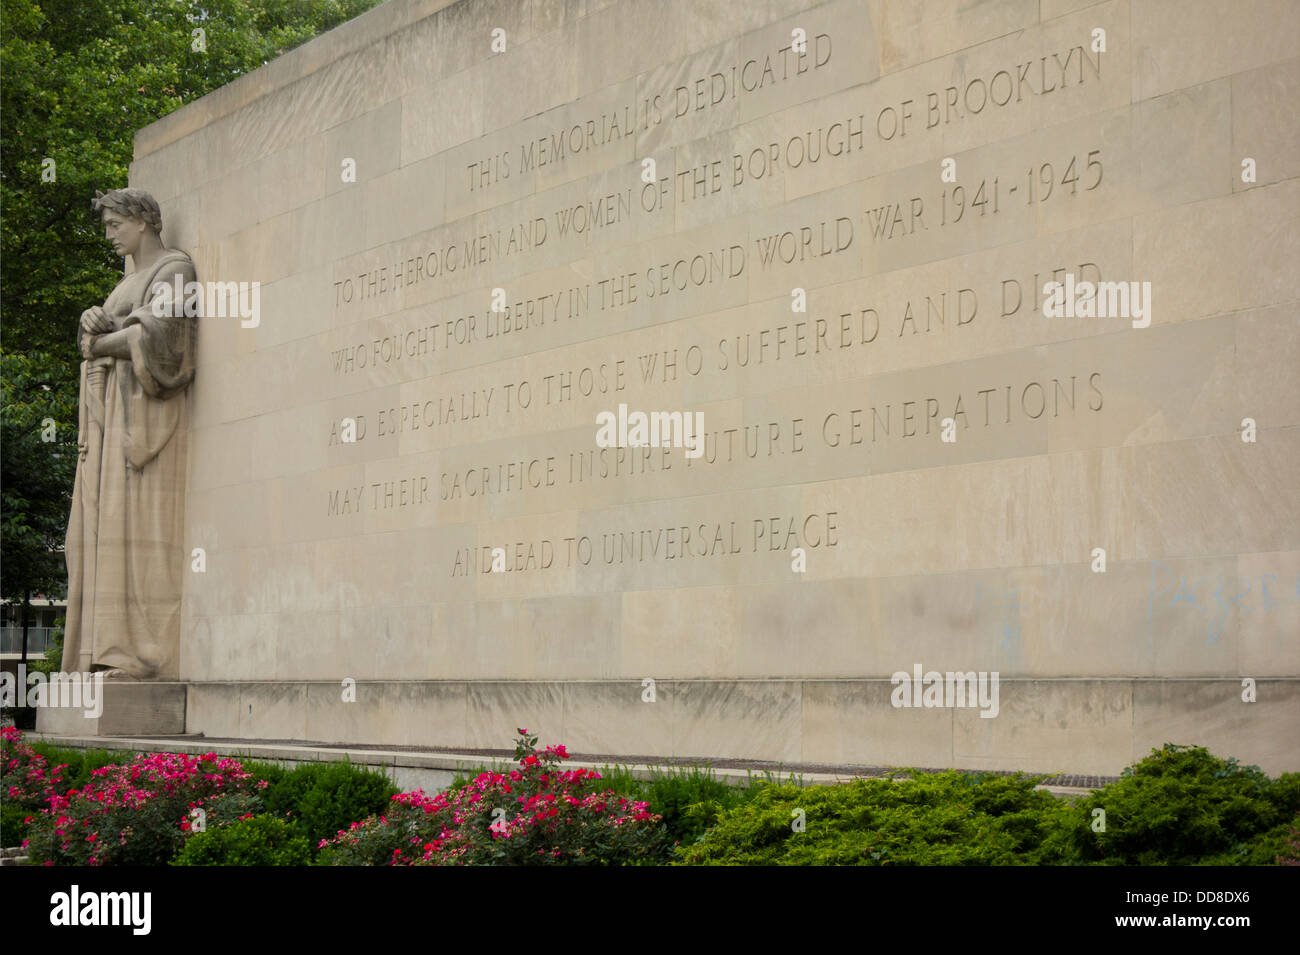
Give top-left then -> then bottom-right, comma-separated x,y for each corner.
1148,561 -> 1300,644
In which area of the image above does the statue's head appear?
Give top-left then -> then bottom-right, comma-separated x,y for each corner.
92,188 -> 162,260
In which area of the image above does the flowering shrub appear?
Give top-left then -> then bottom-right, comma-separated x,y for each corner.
3,726 -> 65,846
23,749 -> 266,866
3,725 -> 66,812
318,730 -> 667,865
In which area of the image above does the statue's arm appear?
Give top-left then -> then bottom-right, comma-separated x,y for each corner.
119,256 -> 198,397
84,255 -> 195,364
88,325 -> 141,360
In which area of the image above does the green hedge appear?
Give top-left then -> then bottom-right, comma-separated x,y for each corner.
674,745 -> 1300,866
674,771 -> 1072,865
244,758 -> 398,855
173,814 -> 311,866
1067,745 -> 1300,865
593,765 -> 773,850
1,802 -> 32,849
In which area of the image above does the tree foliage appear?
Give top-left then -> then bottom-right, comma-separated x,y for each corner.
0,0 -> 382,603
0,351 -> 77,603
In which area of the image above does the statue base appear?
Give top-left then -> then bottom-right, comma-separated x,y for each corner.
36,680 -> 186,736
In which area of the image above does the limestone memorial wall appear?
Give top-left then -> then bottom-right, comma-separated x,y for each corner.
128,0 -> 1300,774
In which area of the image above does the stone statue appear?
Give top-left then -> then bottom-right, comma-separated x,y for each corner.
63,188 -> 197,680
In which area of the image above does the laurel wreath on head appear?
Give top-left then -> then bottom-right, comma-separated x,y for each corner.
92,188 -> 162,233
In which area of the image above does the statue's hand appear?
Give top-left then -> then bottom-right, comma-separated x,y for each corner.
80,307 -> 113,335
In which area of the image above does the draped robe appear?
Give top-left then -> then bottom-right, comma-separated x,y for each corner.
63,250 -> 197,679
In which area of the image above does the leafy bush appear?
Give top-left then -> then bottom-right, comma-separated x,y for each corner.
28,627 -> 64,676
23,750 -> 266,865
252,759 -> 397,856
675,771 -> 1075,866
172,814 -> 311,867
598,764 -> 769,847
319,730 -> 667,866
1277,814 -> 1300,865
2,801 -> 33,848
1065,744 -> 1300,865
241,759 -> 287,790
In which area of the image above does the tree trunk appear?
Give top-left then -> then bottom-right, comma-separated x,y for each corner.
20,588 -> 31,666
19,589 -> 33,729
